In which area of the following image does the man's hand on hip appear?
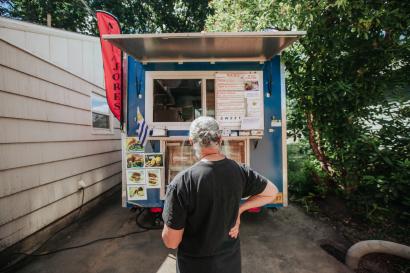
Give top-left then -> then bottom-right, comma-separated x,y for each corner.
228,181 -> 278,239
229,212 -> 241,239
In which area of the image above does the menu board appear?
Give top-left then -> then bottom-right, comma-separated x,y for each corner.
125,138 -> 164,201
215,72 -> 263,130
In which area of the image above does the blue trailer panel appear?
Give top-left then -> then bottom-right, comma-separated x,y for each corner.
102,32 -> 305,209
125,56 -> 285,208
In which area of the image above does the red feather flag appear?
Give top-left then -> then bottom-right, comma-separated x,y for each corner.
96,11 -> 122,121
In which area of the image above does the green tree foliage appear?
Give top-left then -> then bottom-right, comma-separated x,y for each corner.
207,0 -> 410,221
2,0 -> 90,33
2,0 -> 211,34
90,0 -> 211,34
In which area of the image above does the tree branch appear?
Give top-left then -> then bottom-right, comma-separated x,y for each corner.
306,112 -> 335,177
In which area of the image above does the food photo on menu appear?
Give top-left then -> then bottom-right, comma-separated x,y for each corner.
127,153 -> 144,168
144,153 -> 164,168
127,185 -> 147,200
146,169 -> 161,188
126,137 -> 144,152
244,80 -> 259,91
126,169 -> 145,185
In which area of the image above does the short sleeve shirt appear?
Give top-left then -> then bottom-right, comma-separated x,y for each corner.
162,157 -> 268,257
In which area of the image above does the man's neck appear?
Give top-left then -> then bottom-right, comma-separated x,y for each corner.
199,147 -> 225,161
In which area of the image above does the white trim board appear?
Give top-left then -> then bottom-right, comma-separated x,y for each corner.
145,70 -> 264,131
280,62 -> 288,207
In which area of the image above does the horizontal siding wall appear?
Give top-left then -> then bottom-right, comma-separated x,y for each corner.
0,38 -> 121,251
0,16 -> 104,88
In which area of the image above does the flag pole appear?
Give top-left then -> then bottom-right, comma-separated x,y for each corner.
95,10 -> 123,125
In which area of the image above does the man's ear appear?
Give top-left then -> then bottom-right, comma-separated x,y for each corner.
216,135 -> 222,145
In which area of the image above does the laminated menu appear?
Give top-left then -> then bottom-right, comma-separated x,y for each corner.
215,72 -> 263,130
127,185 -> 147,200
126,169 -> 145,185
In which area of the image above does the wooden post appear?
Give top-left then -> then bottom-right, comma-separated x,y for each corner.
47,13 -> 51,27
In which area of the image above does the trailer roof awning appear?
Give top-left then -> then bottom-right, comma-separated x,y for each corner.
103,31 -> 305,63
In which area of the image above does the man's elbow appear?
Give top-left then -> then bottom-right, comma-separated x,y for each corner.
268,182 -> 279,202
163,240 -> 179,249
162,233 -> 179,249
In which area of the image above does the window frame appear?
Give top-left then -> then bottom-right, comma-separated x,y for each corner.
145,71 -> 215,130
91,92 -> 114,134
146,70 -> 264,131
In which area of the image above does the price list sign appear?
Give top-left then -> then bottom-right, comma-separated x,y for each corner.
215,72 -> 263,130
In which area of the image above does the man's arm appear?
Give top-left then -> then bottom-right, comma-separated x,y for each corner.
229,181 -> 278,238
161,179 -> 187,249
239,181 -> 278,213
162,225 -> 184,249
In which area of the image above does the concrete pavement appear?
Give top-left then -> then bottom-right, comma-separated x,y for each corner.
12,191 -> 351,273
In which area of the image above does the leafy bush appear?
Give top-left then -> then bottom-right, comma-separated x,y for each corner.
288,142 -> 327,213
206,0 -> 410,224
345,101 -> 410,222
287,102 -> 410,223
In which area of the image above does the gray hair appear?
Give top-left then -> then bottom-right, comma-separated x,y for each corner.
189,117 -> 221,148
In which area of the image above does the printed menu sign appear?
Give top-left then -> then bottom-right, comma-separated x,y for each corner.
124,137 -> 165,201
127,185 -> 147,200
215,72 -> 263,130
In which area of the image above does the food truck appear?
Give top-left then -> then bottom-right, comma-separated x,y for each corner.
103,31 -> 305,209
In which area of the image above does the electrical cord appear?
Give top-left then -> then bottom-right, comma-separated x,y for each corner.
31,187 -> 86,251
135,208 -> 164,230
13,229 -> 149,257
0,188 -> 86,273
0,189 -> 156,273
76,186 -> 86,221
0,228 -> 149,273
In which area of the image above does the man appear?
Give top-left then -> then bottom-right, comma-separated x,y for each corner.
162,117 -> 278,273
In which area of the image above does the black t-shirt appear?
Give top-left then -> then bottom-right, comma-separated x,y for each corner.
162,157 -> 268,258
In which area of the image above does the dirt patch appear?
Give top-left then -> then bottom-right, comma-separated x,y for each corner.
357,253 -> 410,273
320,243 -> 346,263
316,195 -> 409,244
292,195 -> 410,273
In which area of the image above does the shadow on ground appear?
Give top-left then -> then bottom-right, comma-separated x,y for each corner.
12,190 -> 351,273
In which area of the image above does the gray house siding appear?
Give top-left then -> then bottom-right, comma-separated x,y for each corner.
0,19 -> 121,251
